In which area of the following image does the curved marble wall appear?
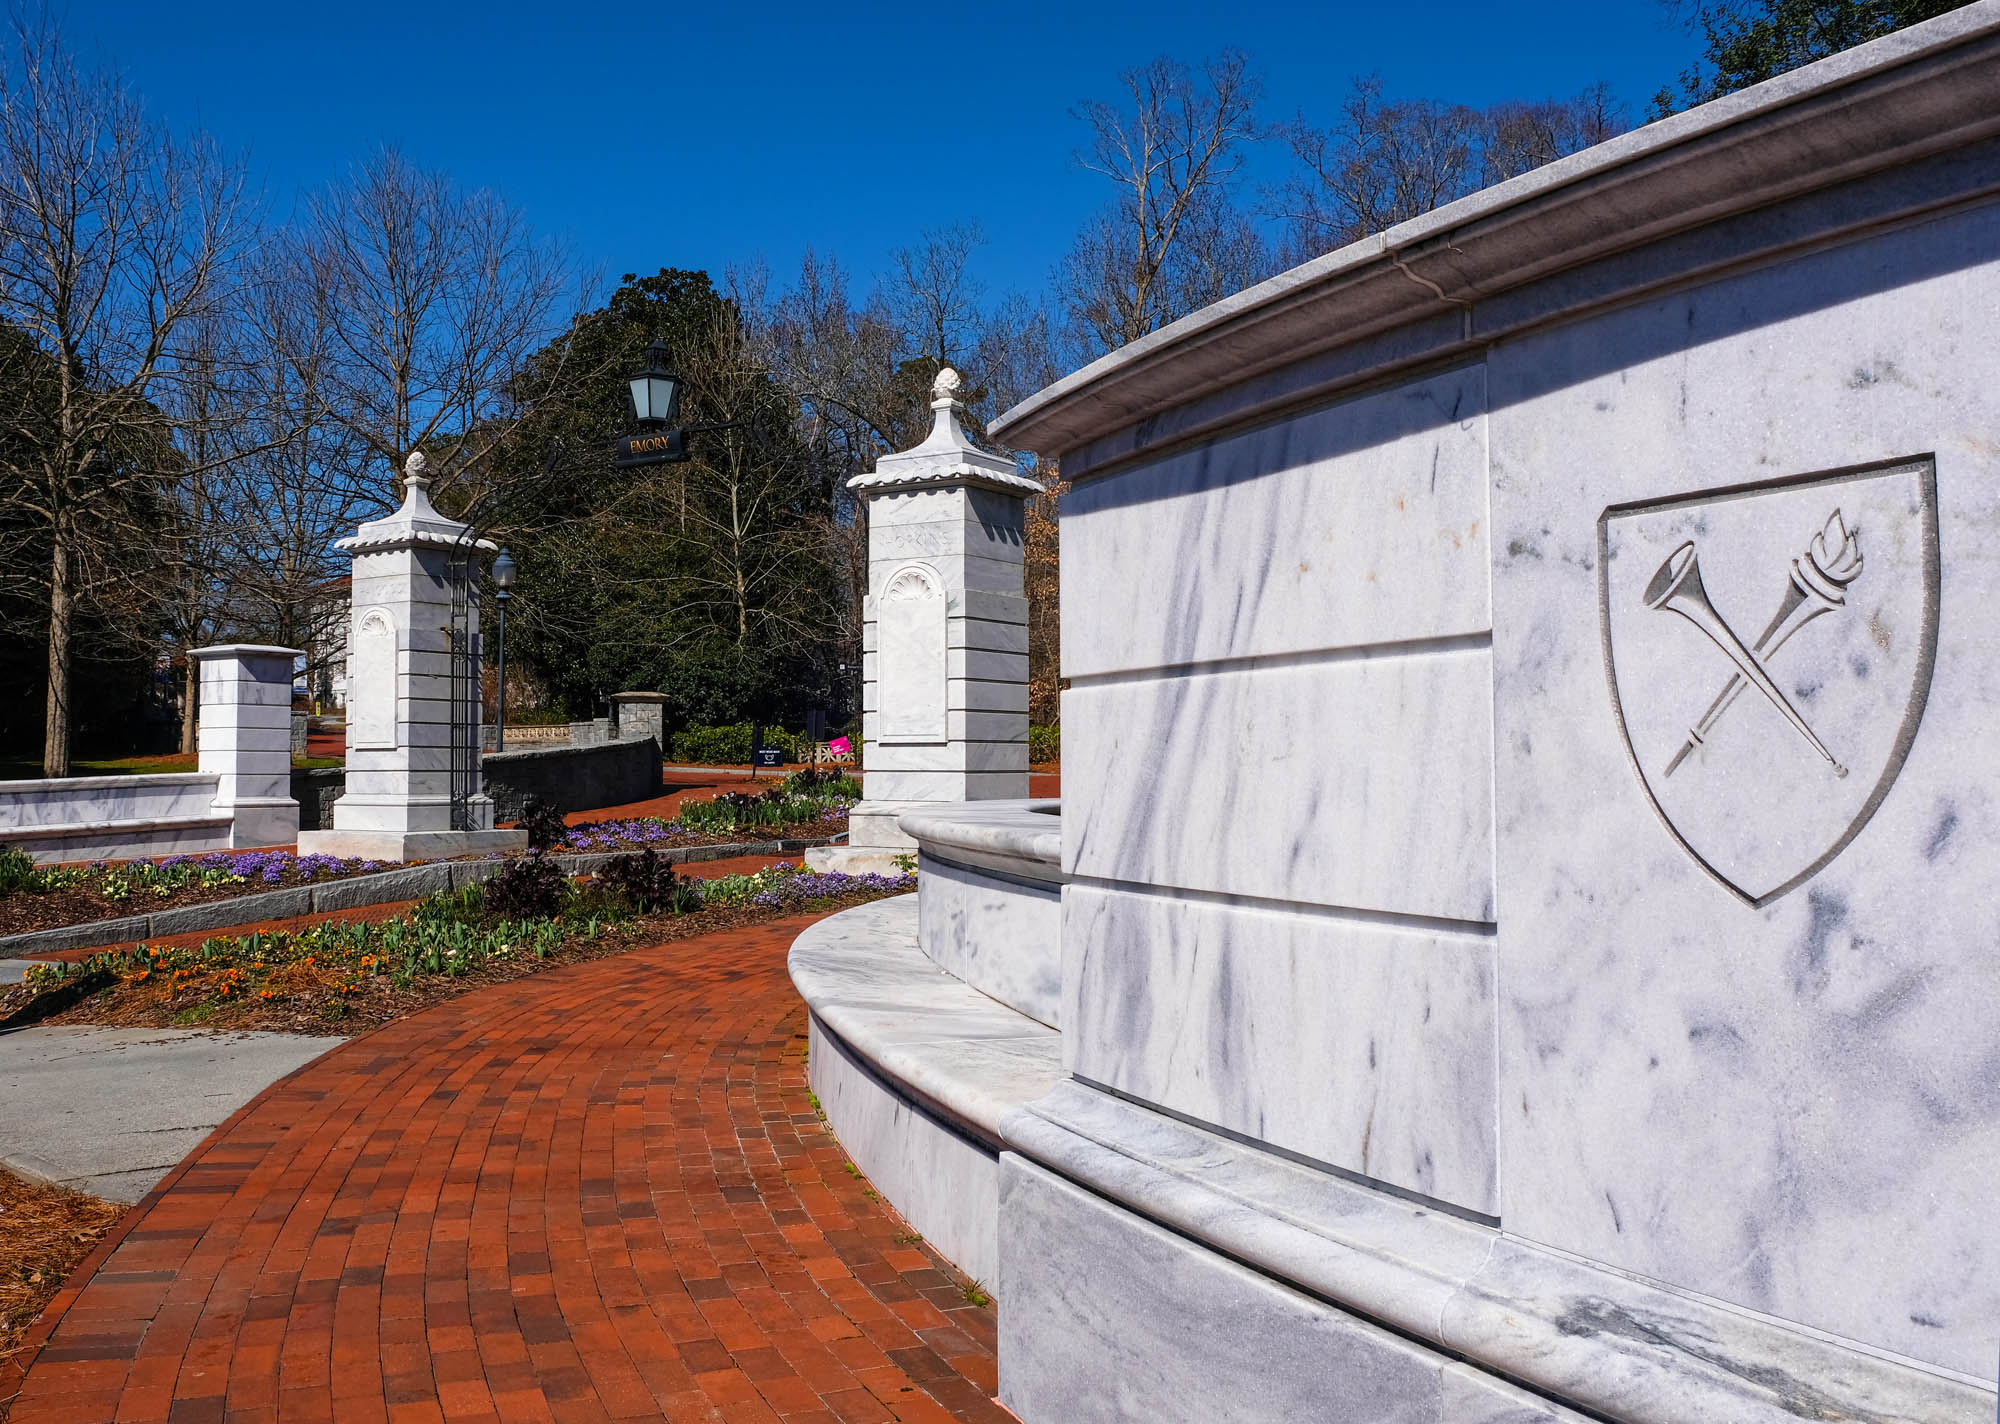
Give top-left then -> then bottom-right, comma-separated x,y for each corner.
984,11 -> 2000,1419
899,801 -> 1062,1027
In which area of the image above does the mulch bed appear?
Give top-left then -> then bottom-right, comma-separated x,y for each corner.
0,1166 -> 126,1420
0,889 -> 893,1038
0,870 -> 357,940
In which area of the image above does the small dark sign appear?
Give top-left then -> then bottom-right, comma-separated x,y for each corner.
753,747 -> 784,768
614,429 -> 685,468
805,709 -> 827,742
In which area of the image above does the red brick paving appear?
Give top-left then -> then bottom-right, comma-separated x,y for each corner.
7,911 -> 1008,1424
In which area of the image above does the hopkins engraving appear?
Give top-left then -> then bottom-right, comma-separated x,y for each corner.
1600,459 -> 1938,906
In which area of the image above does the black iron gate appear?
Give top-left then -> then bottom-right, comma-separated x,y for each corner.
446,548 -> 481,831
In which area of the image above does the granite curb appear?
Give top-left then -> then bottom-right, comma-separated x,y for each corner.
0,837 -> 828,957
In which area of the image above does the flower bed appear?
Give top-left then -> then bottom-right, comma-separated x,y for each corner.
0,772 -> 863,943
555,772 -> 861,850
0,848 -> 387,939
1,859 -> 915,1036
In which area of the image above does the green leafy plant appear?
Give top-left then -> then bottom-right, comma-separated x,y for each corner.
1029,724 -> 1060,763
0,847 -> 44,897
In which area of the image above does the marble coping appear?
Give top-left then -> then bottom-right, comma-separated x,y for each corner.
0,773 -> 218,796
1002,1083 -> 1993,1423
990,3 -> 2000,467
897,800 -> 1062,886
788,897 -> 1063,1152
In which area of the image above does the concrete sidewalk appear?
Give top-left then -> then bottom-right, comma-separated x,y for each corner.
0,1025 -> 343,1201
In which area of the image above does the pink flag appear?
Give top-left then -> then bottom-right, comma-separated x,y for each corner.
829,736 -> 851,756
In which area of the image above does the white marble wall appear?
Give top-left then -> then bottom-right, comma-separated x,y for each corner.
0,774 -> 231,864
1487,198 -> 2000,1375
917,855 -> 1061,1027
194,646 -> 301,848
997,1155 -> 1587,1423
1058,366 -> 1500,1219
1064,886 -> 1497,1213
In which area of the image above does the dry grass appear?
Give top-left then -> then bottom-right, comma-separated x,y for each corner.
0,1166 -> 125,1420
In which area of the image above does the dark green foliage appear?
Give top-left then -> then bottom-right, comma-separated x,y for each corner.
480,853 -> 568,919
1029,725 -> 1060,764
483,270 -> 847,734
593,849 -> 703,914
519,798 -> 569,851
1655,0 -> 1969,113
670,723 -> 804,765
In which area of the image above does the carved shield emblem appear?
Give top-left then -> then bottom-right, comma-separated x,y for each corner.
1599,458 -> 1939,906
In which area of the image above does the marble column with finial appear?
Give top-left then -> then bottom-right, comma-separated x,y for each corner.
298,453 -> 528,861
809,369 -> 1040,873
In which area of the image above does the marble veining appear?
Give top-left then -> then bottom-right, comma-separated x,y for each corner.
1001,1082 -> 1991,1422
1063,650 -> 1495,924
1063,885 -> 1497,1214
999,1153 -> 1593,1424
1488,200 -> 2000,1374
917,854 -> 1061,1028
1060,364 -> 1491,680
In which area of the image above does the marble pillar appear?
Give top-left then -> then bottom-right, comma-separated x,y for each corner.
192,644 -> 302,849
297,453 -> 526,862
809,368 -> 1040,875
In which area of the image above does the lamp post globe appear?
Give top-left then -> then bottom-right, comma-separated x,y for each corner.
628,339 -> 683,427
491,547 -> 517,591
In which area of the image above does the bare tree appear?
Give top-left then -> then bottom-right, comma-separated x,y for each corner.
891,221 -> 986,368
1277,77 -> 1629,260
0,18 -> 251,774
289,148 -> 576,511
1484,81 -> 1627,184
1058,51 -> 1271,357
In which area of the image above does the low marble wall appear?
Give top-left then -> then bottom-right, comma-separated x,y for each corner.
901,801 -> 1061,1027
0,774 -> 231,865
791,897 -> 1062,1290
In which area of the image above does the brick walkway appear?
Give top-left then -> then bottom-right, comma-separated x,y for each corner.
7,911 -> 1009,1424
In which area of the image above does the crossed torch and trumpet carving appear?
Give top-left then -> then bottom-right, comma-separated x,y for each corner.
1643,510 -> 1864,778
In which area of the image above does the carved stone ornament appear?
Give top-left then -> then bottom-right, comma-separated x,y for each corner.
1598,457 -> 1939,905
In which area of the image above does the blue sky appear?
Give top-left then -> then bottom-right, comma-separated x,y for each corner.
71,0 -> 1702,306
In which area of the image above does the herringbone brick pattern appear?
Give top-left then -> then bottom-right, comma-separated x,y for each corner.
9,910 -> 1007,1424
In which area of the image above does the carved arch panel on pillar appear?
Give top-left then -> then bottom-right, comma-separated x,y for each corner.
349,607 -> 398,750
879,562 -> 947,744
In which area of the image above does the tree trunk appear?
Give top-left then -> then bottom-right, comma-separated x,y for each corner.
43,525 -> 73,777
181,657 -> 199,755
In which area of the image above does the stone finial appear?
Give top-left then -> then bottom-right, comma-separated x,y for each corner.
403,450 -> 430,492
932,367 -> 963,408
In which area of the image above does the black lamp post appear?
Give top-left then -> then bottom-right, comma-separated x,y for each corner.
491,548 -> 516,751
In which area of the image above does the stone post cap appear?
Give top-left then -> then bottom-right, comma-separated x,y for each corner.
610,691 -> 670,704
190,644 -> 304,662
846,365 -> 1043,500
334,449 -> 496,555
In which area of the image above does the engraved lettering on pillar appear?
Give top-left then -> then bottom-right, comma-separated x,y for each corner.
879,563 -> 947,743
349,608 -> 399,750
